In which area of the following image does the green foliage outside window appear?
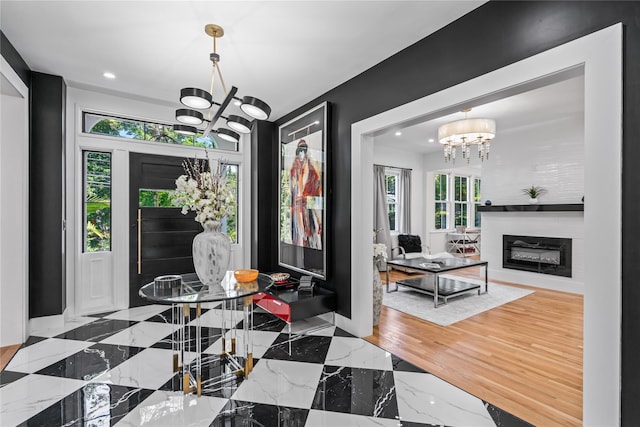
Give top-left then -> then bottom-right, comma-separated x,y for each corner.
137,164 -> 238,244
84,152 -> 111,252
83,112 -> 238,151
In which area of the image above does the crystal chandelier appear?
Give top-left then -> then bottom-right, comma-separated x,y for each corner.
173,24 -> 271,144
438,109 -> 496,163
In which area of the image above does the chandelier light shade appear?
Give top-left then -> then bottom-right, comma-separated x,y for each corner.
438,111 -> 496,163
176,109 -> 204,125
174,124 -> 198,136
173,24 -> 271,144
226,115 -> 252,134
180,88 -> 212,110
215,128 -> 240,143
240,96 -> 271,120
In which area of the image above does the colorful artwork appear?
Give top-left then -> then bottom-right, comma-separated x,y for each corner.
281,131 -> 323,249
278,102 -> 328,279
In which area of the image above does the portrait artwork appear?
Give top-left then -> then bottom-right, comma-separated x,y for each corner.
278,102 -> 328,279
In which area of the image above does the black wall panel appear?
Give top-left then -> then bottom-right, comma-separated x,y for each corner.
258,2 -> 640,423
1,30 -> 30,87
251,120 -> 277,271
29,72 -> 66,317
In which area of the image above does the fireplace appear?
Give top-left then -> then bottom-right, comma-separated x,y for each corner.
503,235 -> 572,277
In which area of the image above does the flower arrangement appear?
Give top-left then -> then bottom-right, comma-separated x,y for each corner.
172,154 -> 235,226
373,243 -> 388,262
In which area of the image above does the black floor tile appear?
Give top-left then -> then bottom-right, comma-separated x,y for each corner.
150,325 -> 222,352
211,399 -> 309,426
0,370 -> 27,387
18,383 -> 153,426
54,319 -> 137,342
261,334 -> 332,364
35,343 -> 144,381
311,365 -> 399,419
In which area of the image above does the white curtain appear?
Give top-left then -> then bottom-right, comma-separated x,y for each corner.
398,168 -> 412,234
374,165 -> 392,264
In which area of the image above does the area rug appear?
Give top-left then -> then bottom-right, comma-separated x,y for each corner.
382,275 -> 534,326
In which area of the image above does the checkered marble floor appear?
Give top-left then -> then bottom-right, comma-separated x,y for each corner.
0,304 -> 532,426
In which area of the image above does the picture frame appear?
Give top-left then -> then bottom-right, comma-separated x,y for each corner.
278,102 -> 329,279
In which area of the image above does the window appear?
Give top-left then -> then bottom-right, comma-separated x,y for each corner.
454,176 -> 468,227
83,151 -> 111,252
433,173 -> 480,230
474,178 -> 482,228
434,173 -> 448,230
136,164 -> 239,243
385,171 -> 400,231
82,112 -> 238,152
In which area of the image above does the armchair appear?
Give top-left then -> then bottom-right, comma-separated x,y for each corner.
389,232 -> 452,273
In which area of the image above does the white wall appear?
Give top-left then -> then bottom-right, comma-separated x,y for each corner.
371,144 -> 426,241
0,58 -> 29,346
482,114 -> 584,205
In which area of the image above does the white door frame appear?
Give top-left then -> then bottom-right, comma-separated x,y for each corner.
0,57 -> 29,346
346,24 -> 622,425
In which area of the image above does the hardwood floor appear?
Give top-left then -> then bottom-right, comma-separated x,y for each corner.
0,344 -> 21,371
366,267 -> 583,426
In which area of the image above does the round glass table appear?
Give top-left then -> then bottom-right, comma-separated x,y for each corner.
139,271 -> 274,396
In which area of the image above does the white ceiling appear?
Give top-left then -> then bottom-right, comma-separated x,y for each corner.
373,74 -> 585,155
0,1 -> 485,121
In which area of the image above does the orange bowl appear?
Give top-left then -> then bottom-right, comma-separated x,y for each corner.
234,269 -> 259,283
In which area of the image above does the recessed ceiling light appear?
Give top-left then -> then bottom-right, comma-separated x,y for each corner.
428,138 -> 435,143
103,72 -> 116,79
395,131 -> 402,136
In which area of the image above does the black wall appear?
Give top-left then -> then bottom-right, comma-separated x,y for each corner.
29,72 -> 66,317
251,120 -> 277,271
0,30 -> 30,87
258,1 -> 640,424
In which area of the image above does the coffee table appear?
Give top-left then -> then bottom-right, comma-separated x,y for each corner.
386,257 -> 488,308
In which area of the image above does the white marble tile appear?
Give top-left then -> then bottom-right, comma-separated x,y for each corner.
30,316 -> 96,337
104,305 -> 168,321
0,374 -> 85,426
393,371 -> 494,426
305,409 -> 400,426
192,308 -> 244,329
5,338 -> 92,373
231,359 -> 323,409
114,390 -> 227,427
100,321 -> 175,347
97,348 -> 176,390
204,330 -> 280,358
324,337 -> 393,371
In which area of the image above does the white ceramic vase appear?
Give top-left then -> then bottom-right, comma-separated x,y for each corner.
528,197 -> 538,204
192,220 -> 231,285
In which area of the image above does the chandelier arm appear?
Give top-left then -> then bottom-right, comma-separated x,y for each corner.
215,62 -> 229,95
202,86 -> 238,138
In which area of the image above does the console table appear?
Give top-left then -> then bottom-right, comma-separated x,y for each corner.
386,257 -> 488,308
139,271 -> 273,396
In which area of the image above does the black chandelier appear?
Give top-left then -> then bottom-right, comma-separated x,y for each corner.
174,24 -> 271,144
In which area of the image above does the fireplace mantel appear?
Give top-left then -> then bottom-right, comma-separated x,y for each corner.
478,203 -> 583,212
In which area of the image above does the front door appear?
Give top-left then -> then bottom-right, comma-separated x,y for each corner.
129,153 -> 200,307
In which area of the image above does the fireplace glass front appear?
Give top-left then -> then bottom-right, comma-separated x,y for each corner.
503,235 -> 572,277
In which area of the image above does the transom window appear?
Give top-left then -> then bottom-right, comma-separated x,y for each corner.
82,112 -> 238,152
